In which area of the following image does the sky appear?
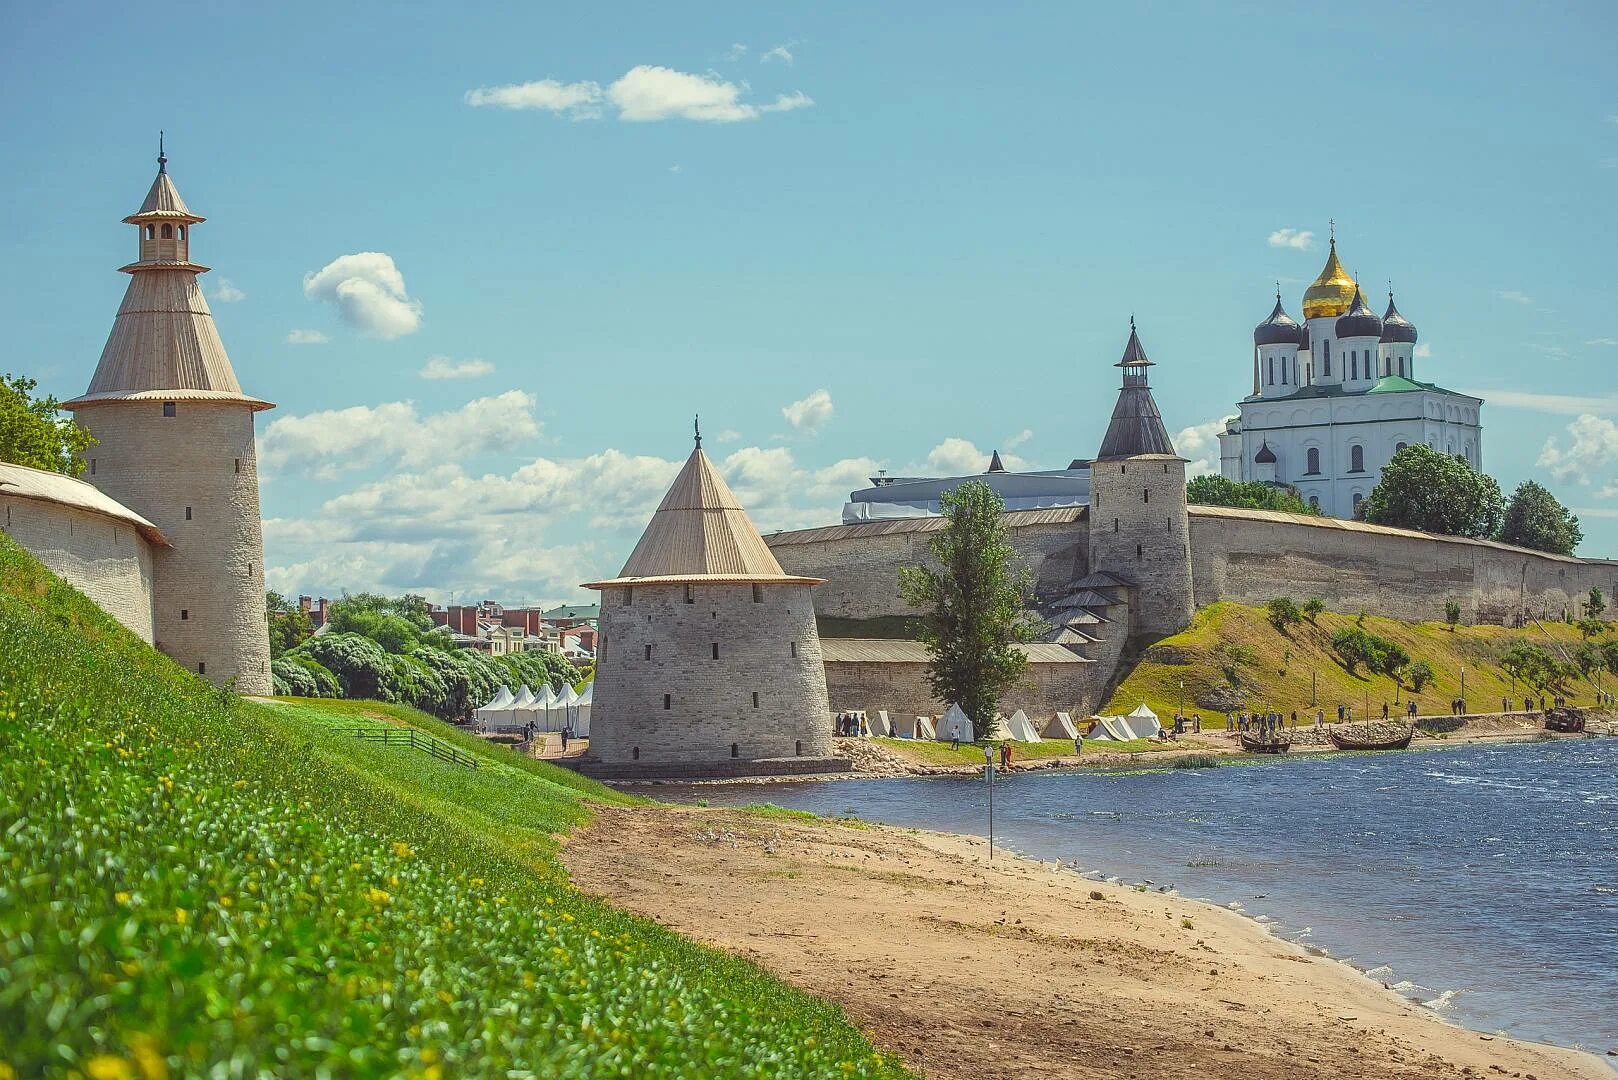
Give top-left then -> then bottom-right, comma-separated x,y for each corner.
3,1 -> 1616,605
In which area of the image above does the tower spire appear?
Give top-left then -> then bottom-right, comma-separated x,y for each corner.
694,414 -> 702,450
158,130 -> 166,174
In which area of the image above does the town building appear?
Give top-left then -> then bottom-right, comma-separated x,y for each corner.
0,146 -> 273,693
429,601 -> 564,654
844,452 -> 1090,522
582,426 -> 835,775
1217,230 -> 1484,518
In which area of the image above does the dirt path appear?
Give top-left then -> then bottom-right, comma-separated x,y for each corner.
562,804 -> 1609,1080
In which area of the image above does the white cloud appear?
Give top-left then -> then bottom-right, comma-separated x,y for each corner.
726,43 -> 748,60
285,329 -> 329,345
715,428 -> 741,443
260,390 -> 539,478
211,278 -> 246,303
419,356 -> 495,380
1004,428 -> 1034,450
1538,414 -> 1618,486
1465,389 -> 1618,416
303,252 -> 423,339
1586,338 -> 1618,347
1267,228 -> 1315,251
668,163 -> 683,173
464,78 -> 603,119
1173,418 -> 1231,478
1497,290 -> 1533,305
760,44 -> 794,64
922,437 -> 1026,476
1413,343 -> 1432,359
759,90 -> 813,114
782,388 -> 834,432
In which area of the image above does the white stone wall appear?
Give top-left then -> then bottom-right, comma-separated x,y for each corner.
0,495 -> 156,641
591,582 -> 833,764
75,400 -> 272,693
824,658 -> 1102,725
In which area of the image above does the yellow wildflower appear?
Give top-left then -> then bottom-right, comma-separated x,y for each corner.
368,887 -> 391,904
115,891 -> 131,904
85,1056 -> 136,1080
129,1035 -> 167,1080
173,909 -> 187,925
392,841 -> 413,858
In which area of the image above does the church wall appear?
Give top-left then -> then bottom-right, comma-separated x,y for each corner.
0,495 -> 156,642
591,582 -> 833,764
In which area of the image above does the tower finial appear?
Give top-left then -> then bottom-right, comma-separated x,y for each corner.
1388,278 -> 1394,302
693,414 -> 702,450
1329,218 -> 1335,244
1275,281 -> 1281,303
1130,313 -> 1136,332
158,130 -> 167,174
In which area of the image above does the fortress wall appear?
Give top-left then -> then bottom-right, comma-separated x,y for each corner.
825,658 -> 1098,726
1,494 -> 156,642
592,582 -> 833,764
1189,510 -> 1618,624
769,517 -> 1087,620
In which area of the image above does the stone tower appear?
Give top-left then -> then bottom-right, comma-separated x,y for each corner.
64,143 -> 273,693
585,424 -> 833,771
1087,320 -> 1194,638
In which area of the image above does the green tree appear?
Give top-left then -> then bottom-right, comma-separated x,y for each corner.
1301,597 -> 1325,624
293,633 -> 399,701
898,481 -> 1042,738
1444,599 -> 1462,630
1185,474 -> 1318,515
1265,596 -> 1302,634
1578,617 -> 1606,641
271,653 -> 341,697
0,373 -> 95,476
1498,480 -> 1583,555
1586,588 -> 1607,621
1500,642 -> 1574,695
265,590 -> 314,659
1363,444 -> 1504,539
1212,642 -> 1258,689
1408,659 -> 1435,693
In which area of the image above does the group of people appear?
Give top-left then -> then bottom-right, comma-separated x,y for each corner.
1231,710 -> 1292,737
834,712 -> 870,737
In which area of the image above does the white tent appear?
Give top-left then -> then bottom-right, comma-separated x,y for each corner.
475,684 -> 515,729
571,680 -> 592,737
915,715 -> 936,740
865,709 -> 891,737
936,703 -> 974,743
558,683 -> 580,733
1004,709 -> 1041,742
1122,703 -> 1162,740
538,684 -> 565,732
1043,711 -> 1080,740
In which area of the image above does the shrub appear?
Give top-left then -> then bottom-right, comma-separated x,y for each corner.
1444,599 -> 1462,630
1301,598 -> 1324,623
292,633 -> 398,701
1212,642 -> 1258,688
1408,659 -> 1435,693
1266,597 -> 1302,633
271,653 -> 341,698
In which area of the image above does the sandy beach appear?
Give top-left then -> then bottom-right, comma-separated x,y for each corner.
562,802 -> 1612,1080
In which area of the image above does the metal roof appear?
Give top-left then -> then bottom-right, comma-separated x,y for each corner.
767,506 -> 1085,547
1097,384 -> 1178,459
0,461 -> 169,547
819,638 -> 1090,664
586,445 -> 820,588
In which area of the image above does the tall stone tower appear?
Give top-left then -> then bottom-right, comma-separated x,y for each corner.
585,423 -> 834,772
64,143 -> 273,693
1087,320 -> 1194,638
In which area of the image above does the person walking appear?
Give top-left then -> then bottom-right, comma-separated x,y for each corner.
561,725 -> 571,753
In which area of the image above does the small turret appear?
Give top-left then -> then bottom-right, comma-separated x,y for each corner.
1379,289 -> 1418,380
1254,288 -> 1302,397
1335,284 -> 1383,387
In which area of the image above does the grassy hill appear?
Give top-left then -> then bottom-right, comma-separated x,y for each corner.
1106,601 -> 1597,723
0,532 -> 905,1079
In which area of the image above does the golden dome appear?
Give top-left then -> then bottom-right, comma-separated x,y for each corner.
1301,238 -> 1357,321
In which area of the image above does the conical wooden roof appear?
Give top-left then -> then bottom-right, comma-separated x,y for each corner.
124,169 -> 202,223
585,445 -> 822,588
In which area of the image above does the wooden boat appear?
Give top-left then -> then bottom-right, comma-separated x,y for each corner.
1239,731 -> 1292,754
1328,725 -> 1414,752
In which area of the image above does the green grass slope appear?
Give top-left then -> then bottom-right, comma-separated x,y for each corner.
0,532 -> 905,1079
1107,601 -> 1594,722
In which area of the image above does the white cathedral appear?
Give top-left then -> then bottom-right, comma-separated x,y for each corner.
1217,232 -> 1483,519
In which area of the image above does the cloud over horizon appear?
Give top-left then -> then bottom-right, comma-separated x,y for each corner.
782,388 -> 834,432
303,252 -> 423,339
1268,228 -> 1315,250
466,65 -> 812,123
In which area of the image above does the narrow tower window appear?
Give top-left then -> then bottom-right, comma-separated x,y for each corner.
1136,544 -> 1142,560
663,694 -> 671,710
1267,356 -> 1274,385
711,642 -> 719,660
145,225 -> 155,240
90,459 -> 96,475
1306,448 -> 1321,475
1143,488 -> 1150,504
185,506 -> 192,520
161,224 -> 173,239
234,458 -> 241,474
632,746 -> 640,760
731,743 -> 739,759
1113,518 -> 1119,532
197,662 -> 205,675
162,402 -> 176,417
180,609 -> 189,621
752,692 -> 760,708
1350,445 -> 1365,472
1322,342 -> 1331,376
790,642 -> 798,658
752,583 -> 763,603
684,584 -> 694,604
644,643 -> 653,661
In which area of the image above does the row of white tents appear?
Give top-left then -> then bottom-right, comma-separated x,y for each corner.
855,702 -> 1161,743
474,681 -> 592,736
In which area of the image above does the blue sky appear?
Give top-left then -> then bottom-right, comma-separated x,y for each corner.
4,1 -> 1616,604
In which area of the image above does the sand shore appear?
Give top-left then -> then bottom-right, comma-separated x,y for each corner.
562,803 -> 1612,1080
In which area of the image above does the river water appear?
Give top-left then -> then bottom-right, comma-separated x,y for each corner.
670,738 -> 1618,1055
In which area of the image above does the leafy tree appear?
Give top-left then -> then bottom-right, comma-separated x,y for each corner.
271,653 -> 341,697
1574,641 -> 1604,679
266,591 -> 314,659
1498,480 -> 1583,556
1186,474 -> 1317,515
0,373 -> 95,476
1602,640 -> 1618,679
293,633 -> 398,701
898,481 -> 1042,738
1377,640 -> 1411,683
1444,599 -> 1462,631
1330,628 -> 1374,675
1301,597 -> 1325,624
325,593 -> 443,654
1578,617 -> 1606,641
1408,659 -> 1435,693
1363,444 -> 1504,539
1586,588 -> 1607,621
498,650 -> 582,696
1265,596 -> 1302,633
1500,641 -> 1574,695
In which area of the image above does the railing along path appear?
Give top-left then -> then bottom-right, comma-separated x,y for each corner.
349,725 -> 479,769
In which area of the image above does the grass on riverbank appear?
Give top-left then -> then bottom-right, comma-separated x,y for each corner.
1108,601 -> 1595,723
872,736 -> 1172,766
0,531 -> 906,1079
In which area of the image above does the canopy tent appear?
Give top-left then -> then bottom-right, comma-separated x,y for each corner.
1043,712 -> 1080,740
915,715 -> 936,740
475,685 -> 515,728
570,681 -> 592,737
1090,704 -> 1161,741
1004,709 -> 1041,742
557,683 -> 581,733
864,710 -> 891,737
936,703 -> 974,743
510,685 -> 537,712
